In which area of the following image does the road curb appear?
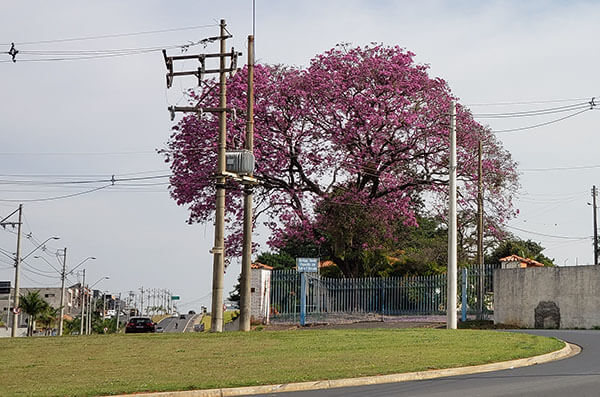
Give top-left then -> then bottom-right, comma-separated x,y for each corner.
113,340 -> 578,397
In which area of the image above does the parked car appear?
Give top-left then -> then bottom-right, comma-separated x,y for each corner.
188,310 -> 196,315
125,317 -> 156,333
179,314 -> 186,320
155,326 -> 164,333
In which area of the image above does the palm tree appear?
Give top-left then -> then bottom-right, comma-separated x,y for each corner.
37,305 -> 59,335
19,291 -> 50,336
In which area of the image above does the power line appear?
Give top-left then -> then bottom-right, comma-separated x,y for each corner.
0,174 -> 170,186
473,102 -> 590,118
506,224 -> 590,240
0,169 -> 170,178
466,97 -> 592,107
520,164 -> 600,172
1,24 -> 219,46
0,150 -> 156,156
492,108 -> 592,134
0,184 -> 112,203
1,40 -> 206,63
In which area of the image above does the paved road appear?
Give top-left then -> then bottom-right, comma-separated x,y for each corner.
259,330 -> 600,397
158,314 -> 200,333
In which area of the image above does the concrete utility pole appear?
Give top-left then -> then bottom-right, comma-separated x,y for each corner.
476,140 -> 484,320
116,292 -> 121,332
140,286 -> 144,315
79,269 -> 86,335
210,19 -> 229,333
239,34 -> 255,332
162,19 -> 240,332
87,292 -> 92,334
447,101 -> 457,330
593,186 -> 598,265
11,204 -> 23,338
102,292 -> 107,320
59,248 -> 67,336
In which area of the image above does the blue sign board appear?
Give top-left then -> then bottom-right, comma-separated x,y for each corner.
296,257 -> 319,273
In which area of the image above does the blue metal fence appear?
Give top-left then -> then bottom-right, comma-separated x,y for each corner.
269,264 -> 499,323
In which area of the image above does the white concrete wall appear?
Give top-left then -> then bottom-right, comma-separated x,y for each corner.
494,265 -> 600,329
250,268 -> 271,324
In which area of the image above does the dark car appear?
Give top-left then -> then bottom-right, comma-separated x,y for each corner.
125,317 -> 156,333
179,314 -> 186,320
188,310 -> 196,315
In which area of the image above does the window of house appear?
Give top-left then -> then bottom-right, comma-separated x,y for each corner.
44,293 -> 55,298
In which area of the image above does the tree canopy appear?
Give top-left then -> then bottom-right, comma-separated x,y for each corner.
164,44 -> 519,274
486,238 -> 555,266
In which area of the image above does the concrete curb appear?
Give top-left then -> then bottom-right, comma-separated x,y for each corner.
114,341 -> 578,397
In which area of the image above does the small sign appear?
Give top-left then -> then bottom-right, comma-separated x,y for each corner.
11,307 -> 20,314
171,296 -> 180,300
297,258 -> 319,273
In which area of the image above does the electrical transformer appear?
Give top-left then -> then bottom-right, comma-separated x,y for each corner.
225,150 -> 255,175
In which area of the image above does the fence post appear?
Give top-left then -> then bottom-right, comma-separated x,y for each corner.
300,272 -> 306,326
461,267 -> 467,322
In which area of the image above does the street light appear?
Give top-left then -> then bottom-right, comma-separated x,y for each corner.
86,276 -> 109,335
36,254 -> 97,336
11,236 -> 59,338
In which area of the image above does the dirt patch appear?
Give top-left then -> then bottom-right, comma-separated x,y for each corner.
262,319 -> 445,331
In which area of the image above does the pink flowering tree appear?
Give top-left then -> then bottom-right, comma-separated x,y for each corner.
163,44 -> 519,275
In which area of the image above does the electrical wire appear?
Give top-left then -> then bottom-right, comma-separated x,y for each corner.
466,97 -> 592,107
0,150 -> 156,155
505,224 -> 590,240
0,169 -> 170,178
473,102 -> 590,118
0,184 -> 112,203
0,174 -> 170,186
520,164 -> 600,172
1,40 -> 203,63
492,108 -> 591,133
22,263 -> 60,278
1,24 -> 219,46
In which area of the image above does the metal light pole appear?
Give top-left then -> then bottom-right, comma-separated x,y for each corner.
447,101 -> 457,330
11,233 -> 59,337
47,252 -> 95,336
87,276 -> 109,335
79,269 -> 86,335
593,186 -> 598,265
115,292 -> 122,333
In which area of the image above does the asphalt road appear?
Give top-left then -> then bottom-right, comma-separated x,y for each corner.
258,330 -> 600,397
158,314 -> 199,333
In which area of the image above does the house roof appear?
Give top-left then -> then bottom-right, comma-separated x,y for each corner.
319,260 -> 337,268
251,262 -> 273,270
499,254 -> 545,267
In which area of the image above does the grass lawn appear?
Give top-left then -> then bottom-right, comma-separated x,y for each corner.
0,328 -> 563,396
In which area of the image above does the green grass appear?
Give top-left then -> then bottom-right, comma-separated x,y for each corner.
0,329 -> 563,396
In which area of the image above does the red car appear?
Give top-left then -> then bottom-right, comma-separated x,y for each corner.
125,317 -> 156,333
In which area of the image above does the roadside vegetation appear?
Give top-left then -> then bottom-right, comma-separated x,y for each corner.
0,328 -> 563,396
199,310 -> 238,331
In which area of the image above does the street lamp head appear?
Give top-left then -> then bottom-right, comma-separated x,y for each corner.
51,237 -> 60,240
90,257 -> 97,260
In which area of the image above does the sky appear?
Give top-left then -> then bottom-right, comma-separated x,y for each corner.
0,1 -> 599,310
